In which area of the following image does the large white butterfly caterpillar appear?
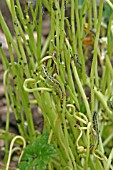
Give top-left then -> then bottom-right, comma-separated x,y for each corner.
42,65 -> 63,100
90,111 -> 99,151
92,111 -> 99,145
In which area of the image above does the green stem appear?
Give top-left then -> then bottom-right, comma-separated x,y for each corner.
105,0 -> 113,9
71,60 -> 91,120
3,70 -> 10,164
90,0 -> 104,113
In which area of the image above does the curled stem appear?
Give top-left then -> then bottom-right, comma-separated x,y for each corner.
76,127 -> 86,154
23,78 -> 53,92
6,135 -> 26,170
74,113 -> 88,125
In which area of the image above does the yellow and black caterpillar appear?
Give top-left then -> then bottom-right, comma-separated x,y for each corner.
42,65 -> 63,100
92,111 -> 99,144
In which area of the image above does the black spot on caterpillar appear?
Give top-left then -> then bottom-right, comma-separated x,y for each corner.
52,2 -> 57,10
16,119 -> 22,124
13,75 -> 17,79
14,22 -> 18,26
14,105 -> 16,108
82,14 -> 85,18
42,65 -> 63,100
20,57 -> 23,60
64,0 -> 66,9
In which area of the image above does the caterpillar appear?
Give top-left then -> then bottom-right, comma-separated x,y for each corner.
71,54 -> 82,68
92,111 -> 99,145
90,111 -> 99,151
42,65 -> 63,100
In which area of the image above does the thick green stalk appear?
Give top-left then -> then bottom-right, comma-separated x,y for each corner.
71,60 -> 91,120
90,0 -> 104,113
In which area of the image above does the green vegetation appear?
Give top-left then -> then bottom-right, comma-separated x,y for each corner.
0,0 -> 113,169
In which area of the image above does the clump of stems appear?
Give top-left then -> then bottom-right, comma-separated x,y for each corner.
0,0 -> 113,169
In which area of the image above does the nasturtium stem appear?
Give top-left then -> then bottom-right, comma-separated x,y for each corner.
103,132 -> 113,147
71,0 -> 76,54
93,0 -> 97,28
107,13 -> 113,56
105,0 -> 113,10
93,86 -> 113,120
0,47 -> 9,70
84,122 -> 92,170
6,136 -> 26,170
90,0 -> 104,113
105,55 -> 113,79
49,0 -> 55,55
74,0 -> 86,81
41,34 -> 51,57
3,70 -> 10,164
71,60 -> 91,120
23,78 -> 53,92
36,0 -> 42,61
105,148 -> 113,170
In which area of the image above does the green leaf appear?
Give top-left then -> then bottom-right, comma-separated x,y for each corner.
18,132 -> 57,170
103,1 -> 113,19
78,0 -> 84,8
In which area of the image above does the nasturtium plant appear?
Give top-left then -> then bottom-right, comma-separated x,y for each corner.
18,133 -> 57,170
